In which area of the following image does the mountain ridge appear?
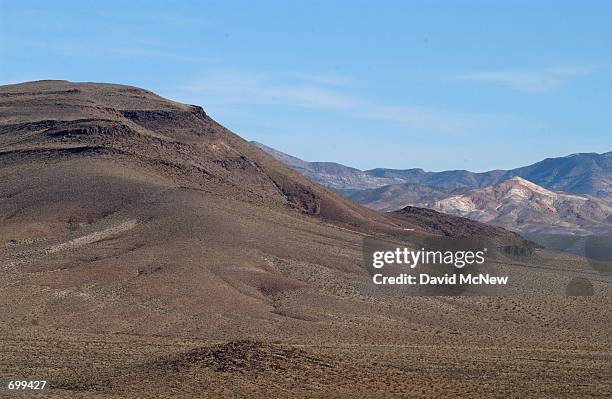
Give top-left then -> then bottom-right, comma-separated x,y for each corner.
426,176 -> 612,235
253,141 -> 612,200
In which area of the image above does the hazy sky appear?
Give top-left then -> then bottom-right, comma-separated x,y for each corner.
1,1 -> 611,171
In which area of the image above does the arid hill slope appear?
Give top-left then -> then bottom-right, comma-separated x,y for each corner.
0,79 -> 528,336
0,80 -> 398,232
1,81 -> 610,398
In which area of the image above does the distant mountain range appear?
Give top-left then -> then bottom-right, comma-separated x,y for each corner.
252,141 -> 612,201
345,182 -> 449,212
253,142 -> 612,235
251,141 -> 406,190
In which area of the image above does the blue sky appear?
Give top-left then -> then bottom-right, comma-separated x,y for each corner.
1,0 -> 611,171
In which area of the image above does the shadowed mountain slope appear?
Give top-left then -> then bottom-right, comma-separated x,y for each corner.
0,81 -> 401,234
391,205 -> 528,243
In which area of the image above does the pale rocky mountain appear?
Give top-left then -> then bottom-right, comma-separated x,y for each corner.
428,177 -> 612,234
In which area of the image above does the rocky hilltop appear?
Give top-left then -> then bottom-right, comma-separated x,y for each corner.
429,177 -> 612,234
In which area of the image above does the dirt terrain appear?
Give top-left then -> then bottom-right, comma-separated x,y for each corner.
0,81 -> 610,398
